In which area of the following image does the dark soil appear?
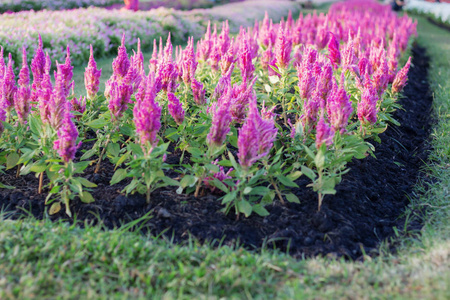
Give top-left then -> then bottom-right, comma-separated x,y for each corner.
0,45 -> 433,260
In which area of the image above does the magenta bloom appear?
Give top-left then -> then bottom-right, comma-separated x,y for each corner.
392,57 -> 411,94
260,40 -> 273,70
274,24 -> 292,69
203,159 -> 233,193
358,86 -> 379,125
237,96 -> 277,168
207,88 -> 232,148
301,95 -> 320,129
14,86 -> 31,125
0,106 -> 5,136
31,35 -> 46,101
181,37 -> 197,85
213,65 -> 234,100
327,32 -> 341,68
315,62 -> 333,106
37,53 -> 52,124
55,46 -> 74,99
230,77 -> 257,123
0,47 -> 5,80
112,34 -> 130,79
18,47 -> 30,87
373,54 -> 389,96
315,116 -> 334,149
53,110 -> 81,163
238,34 -> 255,84
70,96 -> 86,121
341,35 -> 358,71
1,54 -> 17,111
84,45 -> 102,99
167,92 -> 185,125
220,40 -> 236,75
191,78 -> 206,106
133,73 -> 161,149
297,54 -> 316,99
108,81 -> 133,122
326,81 -> 353,134
197,21 -> 213,61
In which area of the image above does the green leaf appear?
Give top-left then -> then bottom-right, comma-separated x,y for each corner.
0,182 -> 15,189
28,116 -> 41,135
77,177 -> 97,188
301,166 -> 317,180
119,124 -> 134,137
243,186 -> 253,194
237,200 -> 252,217
115,152 -> 129,169
86,119 -> 108,129
314,147 -> 325,169
248,186 -> 270,196
303,146 -> 316,160
6,153 -> 20,170
261,190 -> 275,205
161,176 -> 179,186
186,147 -> 203,157
49,202 -> 61,215
74,161 -> 91,173
30,162 -> 47,173
218,160 -> 233,167
210,178 -> 229,193
79,191 -> 95,203
221,190 -> 237,204
252,204 -> 269,217
276,175 -> 299,188
80,148 -> 97,160
128,143 -> 143,156
69,179 -> 83,194
285,193 -> 300,203
228,151 -> 238,170
287,171 -> 303,181
180,175 -> 197,188
107,143 -> 120,157
111,168 -> 128,185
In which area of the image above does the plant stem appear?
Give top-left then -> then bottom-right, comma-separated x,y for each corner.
194,179 -> 202,198
270,177 -> 285,205
38,172 -> 44,194
16,164 -> 21,178
146,188 -> 151,204
94,135 -> 111,174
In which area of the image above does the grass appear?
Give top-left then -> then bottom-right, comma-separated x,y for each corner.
1,13 -> 449,300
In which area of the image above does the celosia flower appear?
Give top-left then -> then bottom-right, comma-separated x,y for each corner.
326,80 -> 353,134
297,53 -> 316,99
108,81 -> 133,122
133,73 -> 161,150
230,77 -> 257,123
112,34 -> 130,79
0,106 -> 5,136
1,54 -> 17,111
301,95 -> 320,129
392,57 -> 411,94
70,96 -> 86,121
217,20 -> 231,56
37,53 -> 52,124
197,21 -> 213,61
220,40 -> 236,75
191,78 -> 206,106
84,45 -> 102,99
315,116 -> 334,149
18,47 -> 30,87
31,35 -> 46,101
167,92 -> 184,125
53,109 -> 81,163
56,46 -> 74,99
237,96 -> 277,168
239,34 -> 255,84
0,47 -> 5,80
149,39 -> 158,74
327,32 -> 341,68
341,34 -> 358,71
181,37 -> 197,86
207,88 -> 232,148
213,64 -> 234,100
14,87 -> 31,125
260,40 -> 273,70
274,23 -> 292,69
373,54 -> 389,96
358,86 -> 378,125
203,159 -> 233,193
315,62 -> 333,106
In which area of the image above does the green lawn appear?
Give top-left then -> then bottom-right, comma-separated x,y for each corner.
0,13 -> 449,300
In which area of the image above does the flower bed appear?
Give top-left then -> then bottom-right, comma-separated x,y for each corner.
0,0 -> 123,13
0,1 -> 300,67
406,0 -> 450,26
0,0 -> 428,258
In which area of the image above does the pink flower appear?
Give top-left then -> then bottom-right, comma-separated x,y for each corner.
326,79 -> 353,134
0,47 -> 5,80
70,96 -> 86,121
197,21 -> 213,61
18,47 -> 30,87
203,159 -> 233,193
315,116 -> 334,149
301,95 -> 320,129
112,34 -> 130,80
181,37 -> 197,86
133,73 -> 161,150
1,54 -> 17,111
327,32 -> 341,68
167,92 -> 184,125
31,35 -> 46,101
274,23 -> 292,69
238,33 -> 255,84
207,88 -> 232,148
53,110 -> 81,163
84,45 -> 102,99
230,77 -> 257,123
108,81 -> 133,122
297,51 -> 316,99
358,86 -> 378,125
220,40 -> 236,75
213,64 -> 234,100
37,53 -> 52,124
392,57 -> 411,94
260,40 -> 273,70
315,62 -> 333,106
191,78 -> 206,106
